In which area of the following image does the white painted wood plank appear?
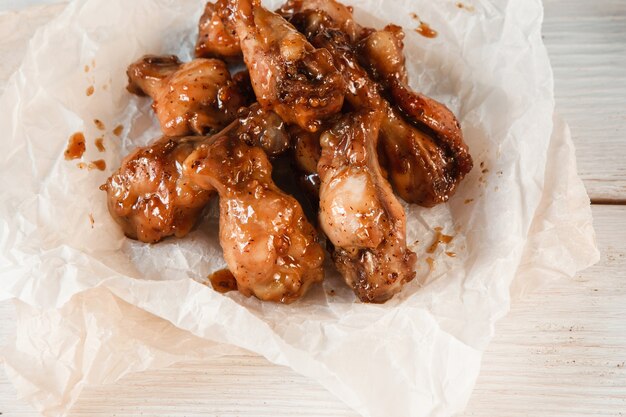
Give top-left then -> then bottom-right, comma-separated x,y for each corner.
544,0 -> 626,201
2,205 -> 624,416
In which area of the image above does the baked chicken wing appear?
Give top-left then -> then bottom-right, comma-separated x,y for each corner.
184,124 -> 325,303
102,136 -> 212,243
223,0 -> 346,132
318,110 -> 416,303
127,55 -> 249,136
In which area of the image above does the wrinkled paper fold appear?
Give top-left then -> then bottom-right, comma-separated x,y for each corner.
0,0 -> 599,416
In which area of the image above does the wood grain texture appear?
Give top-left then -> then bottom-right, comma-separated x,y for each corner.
2,205 -> 624,417
544,0 -> 626,202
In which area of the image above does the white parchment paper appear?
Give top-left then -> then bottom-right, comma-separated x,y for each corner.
0,0 -> 599,416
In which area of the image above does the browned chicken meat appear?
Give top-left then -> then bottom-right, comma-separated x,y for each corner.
318,110 -> 416,303
277,0 -> 369,43
358,26 -> 473,205
222,0 -> 346,132
127,55 -> 249,136
184,123 -> 325,303
195,1 -> 242,62
294,11 -> 472,206
102,136 -> 213,243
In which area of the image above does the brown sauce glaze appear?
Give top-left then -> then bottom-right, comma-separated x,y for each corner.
94,119 -> 105,130
65,132 -> 86,160
208,269 -> 238,293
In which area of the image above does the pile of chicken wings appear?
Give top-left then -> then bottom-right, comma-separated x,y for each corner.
101,0 -> 473,304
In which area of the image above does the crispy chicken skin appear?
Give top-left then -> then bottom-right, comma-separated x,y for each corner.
127,55 -> 249,136
318,110 -> 416,303
184,125 -> 325,303
102,136 -> 213,243
195,1 -> 242,62
222,0 -> 346,132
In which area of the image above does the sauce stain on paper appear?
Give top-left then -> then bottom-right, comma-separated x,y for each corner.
113,125 -> 124,137
456,2 -> 475,12
89,159 -> 106,171
65,132 -> 86,160
94,119 -> 106,130
95,137 -> 106,152
415,21 -> 438,38
208,269 -> 238,293
427,227 -> 454,254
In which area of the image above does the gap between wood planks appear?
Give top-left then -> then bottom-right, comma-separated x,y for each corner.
590,199 -> 626,205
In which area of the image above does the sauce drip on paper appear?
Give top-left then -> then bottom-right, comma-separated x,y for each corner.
415,22 -> 438,38
95,137 -> 105,152
64,132 -> 86,160
426,227 -> 454,254
89,159 -> 106,171
208,269 -> 238,293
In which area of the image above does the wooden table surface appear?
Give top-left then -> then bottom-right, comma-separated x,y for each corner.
1,0 -> 625,416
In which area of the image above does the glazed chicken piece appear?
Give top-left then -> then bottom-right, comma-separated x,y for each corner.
277,0 -> 369,43
318,110 -> 416,303
358,25 -> 473,206
223,0 -> 346,132
127,55 -> 249,136
299,12 -> 471,206
184,124 -> 325,303
102,136 -> 213,243
195,1 -> 242,62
